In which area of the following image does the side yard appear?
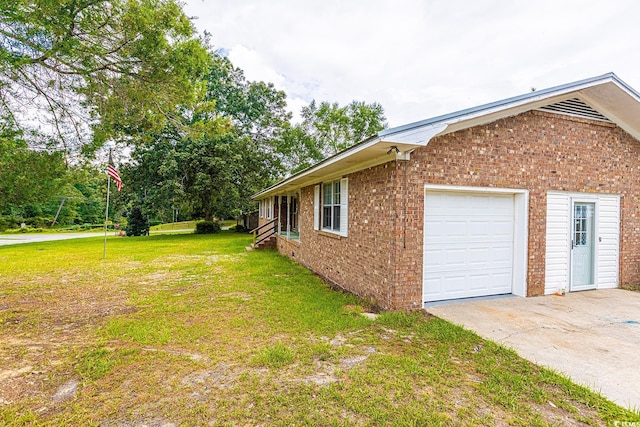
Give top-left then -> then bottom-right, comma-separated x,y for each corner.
0,233 -> 638,426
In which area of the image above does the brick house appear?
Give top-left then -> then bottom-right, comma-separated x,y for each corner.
253,73 -> 640,310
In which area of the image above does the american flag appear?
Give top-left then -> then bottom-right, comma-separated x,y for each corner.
107,153 -> 123,191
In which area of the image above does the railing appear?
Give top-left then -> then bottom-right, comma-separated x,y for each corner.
251,217 -> 278,247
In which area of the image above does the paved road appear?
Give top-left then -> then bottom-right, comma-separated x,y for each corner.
0,232 -> 107,246
0,229 -> 196,246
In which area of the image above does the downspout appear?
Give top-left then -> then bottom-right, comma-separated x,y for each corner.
380,123 -> 448,310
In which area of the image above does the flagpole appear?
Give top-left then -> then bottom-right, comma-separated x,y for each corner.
103,175 -> 111,259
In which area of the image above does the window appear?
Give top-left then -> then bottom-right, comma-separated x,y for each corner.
314,178 -> 348,236
259,199 -> 264,218
267,197 -> 272,219
574,204 -> 593,246
322,181 -> 341,231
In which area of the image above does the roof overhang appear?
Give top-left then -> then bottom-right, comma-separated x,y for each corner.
254,73 -> 640,199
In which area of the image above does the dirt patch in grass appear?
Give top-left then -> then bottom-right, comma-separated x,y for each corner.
0,291 -> 133,406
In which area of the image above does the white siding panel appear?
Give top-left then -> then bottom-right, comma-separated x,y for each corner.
545,192 -> 570,294
597,195 -> 620,289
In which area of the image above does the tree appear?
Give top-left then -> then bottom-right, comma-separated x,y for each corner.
0,120 -> 66,214
125,206 -> 149,236
284,100 -> 388,173
0,0 -> 209,155
204,54 -> 291,168
121,124 -> 189,223
124,52 -> 293,221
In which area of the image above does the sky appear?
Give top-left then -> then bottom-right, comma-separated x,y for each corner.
183,0 -> 640,128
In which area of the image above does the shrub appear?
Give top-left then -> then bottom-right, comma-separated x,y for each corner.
234,224 -> 247,233
25,216 -> 49,228
125,207 -> 149,236
195,220 -> 221,234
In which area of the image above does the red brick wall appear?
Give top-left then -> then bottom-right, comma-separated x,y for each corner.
274,110 -> 640,310
393,110 -> 640,309
292,163 -> 399,308
276,234 -> 300,259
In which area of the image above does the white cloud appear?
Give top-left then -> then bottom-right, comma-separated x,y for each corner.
185,0 -> 640,127
227,44 -> 286,90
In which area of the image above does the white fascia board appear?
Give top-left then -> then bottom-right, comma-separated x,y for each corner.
379,122 -> 449,145
254,123 -> 451,199
252,136 -> 383,199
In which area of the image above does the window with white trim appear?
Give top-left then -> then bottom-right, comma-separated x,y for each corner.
259,199 -> 264,218
314,178 -> 348,236
322,181 -> 341,231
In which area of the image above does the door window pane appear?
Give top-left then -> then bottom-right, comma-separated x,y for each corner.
574,205 -> 590,246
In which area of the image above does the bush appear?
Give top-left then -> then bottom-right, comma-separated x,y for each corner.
0,216 -> 21,231
5,226 -> 45,233
234,224 -> 247,233
195,220 -> 221,234
125,207 -> 149,236
25,216 -> 49,228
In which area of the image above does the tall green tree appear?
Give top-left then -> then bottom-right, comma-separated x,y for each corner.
0,121 -> 66,215
122,125 -> 192,223
284,100 -> 388,173
125,53 -> 292,221
204,54 -> 291,167
0,0 -> 209,155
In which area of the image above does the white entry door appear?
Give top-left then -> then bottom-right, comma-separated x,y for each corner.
570,201 -> 596,291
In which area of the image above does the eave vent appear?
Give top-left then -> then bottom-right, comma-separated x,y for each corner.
538,98 -> 612,122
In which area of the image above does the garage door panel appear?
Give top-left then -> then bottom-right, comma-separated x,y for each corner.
430,243 -> 512,264
443,221 -> 466,237
493,220 -> 514,235
469,221 -> 490,236
424,249 -> 443,266
424,191 -> 515,302
469,247 -> 490,263
489,272 -> 512,291
493,246 -> 513,261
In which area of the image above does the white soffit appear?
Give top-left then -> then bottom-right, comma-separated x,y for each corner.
579,81 -> 640,141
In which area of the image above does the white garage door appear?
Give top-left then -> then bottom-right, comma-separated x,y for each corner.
423,191 -> 515,303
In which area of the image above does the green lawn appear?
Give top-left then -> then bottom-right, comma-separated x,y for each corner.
0,233 -> 638,426
150,220 -> 197,231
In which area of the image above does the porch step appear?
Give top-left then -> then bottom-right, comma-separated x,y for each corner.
251,235 -> 277,250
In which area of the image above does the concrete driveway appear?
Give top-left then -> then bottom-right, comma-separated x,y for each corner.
427,289 -> 640,409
